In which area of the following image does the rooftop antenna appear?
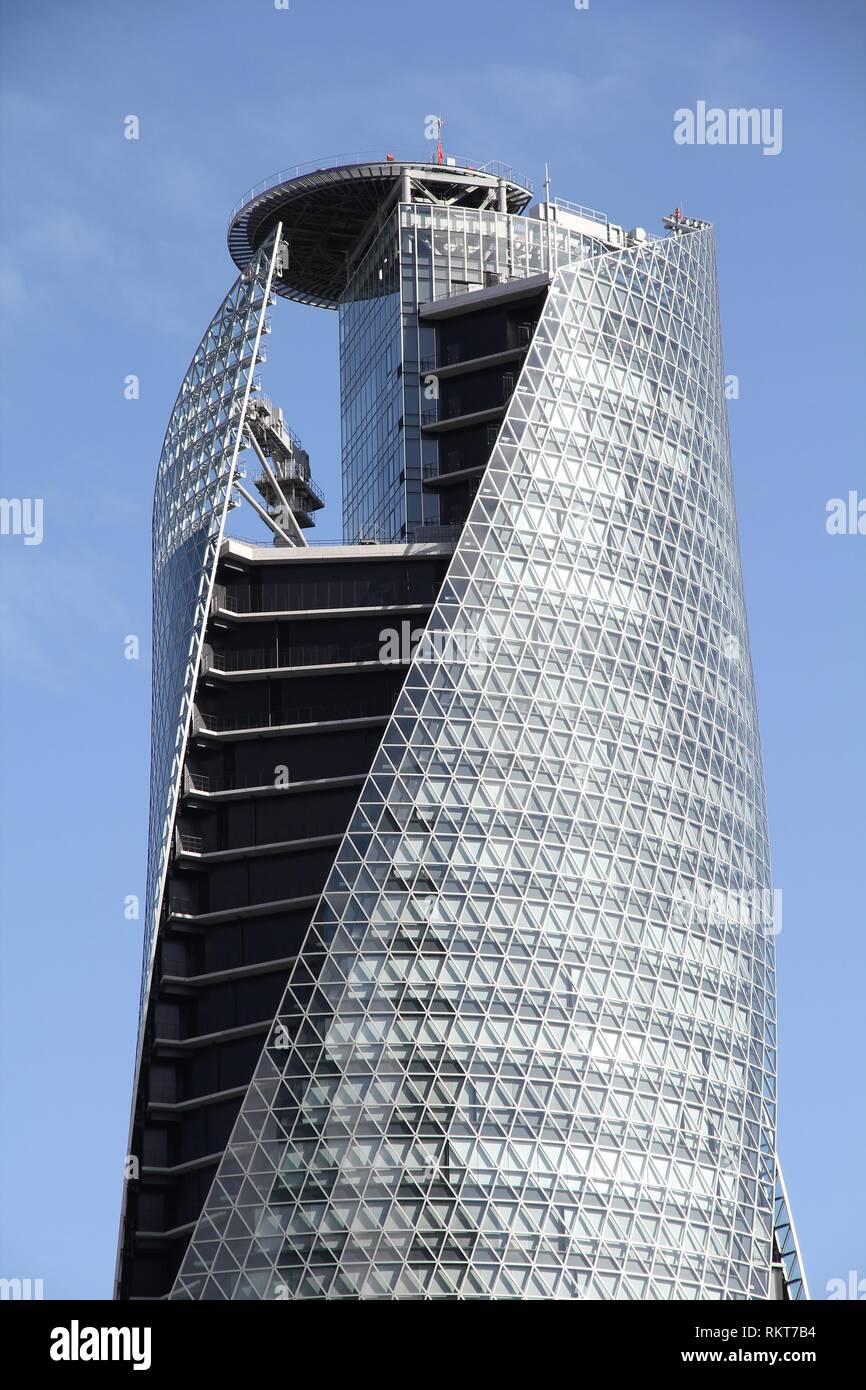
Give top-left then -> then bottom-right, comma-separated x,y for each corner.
434,114 -> 444,165
543,162 -> 555,272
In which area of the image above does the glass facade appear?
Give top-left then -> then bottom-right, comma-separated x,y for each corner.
338,215 -> 402,542
140,238 -> 280,1010
340,203 -> 602,544
171,226 -> 782,1300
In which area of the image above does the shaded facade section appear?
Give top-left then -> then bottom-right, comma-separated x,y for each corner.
117,542 -> 450,1298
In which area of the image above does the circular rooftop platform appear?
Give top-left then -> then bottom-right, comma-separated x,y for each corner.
227,156 -> 534,309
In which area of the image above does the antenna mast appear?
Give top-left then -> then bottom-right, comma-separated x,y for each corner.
544,161 -> 555,272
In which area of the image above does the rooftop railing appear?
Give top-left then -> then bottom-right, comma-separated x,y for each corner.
230,152 -> 533,221
552,197 -> 608,225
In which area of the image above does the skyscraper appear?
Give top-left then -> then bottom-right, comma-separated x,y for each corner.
117,154 -> 807,1301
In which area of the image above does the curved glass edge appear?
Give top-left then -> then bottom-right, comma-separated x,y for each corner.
140,232 -> 283,1020
114,232 -> 283,1297
773,1158 -> 809,1300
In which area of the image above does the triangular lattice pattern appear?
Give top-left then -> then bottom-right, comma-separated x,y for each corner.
171,228 -> 777,1300
141,241 -> 280,1010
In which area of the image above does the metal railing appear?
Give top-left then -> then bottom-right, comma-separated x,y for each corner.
188,770 -> 290,793
254,464 -> 325,506
177,833 -> 203,854
422,460 -> 482,481
178,809 -> 346,846
194,700 -> 392,737
167,898 -> 196,918
230,152 -> 533,221
420,333 -> 529,375
215,577 -> 425,615
223,524 -> 460,549
248,393 -> 305,451
552,197 -> 608,225
208,640 -> 395,673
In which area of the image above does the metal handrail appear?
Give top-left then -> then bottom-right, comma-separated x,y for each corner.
215,578 -> 420,614
424,461 -> 474,480
552,197 -> 608,225
247,393 -> 306,453
223,524 -> 460,548
195,701 -> 391,736
229,152 -> 533,221
254,466 -> 325,506
209,640 -> 401,673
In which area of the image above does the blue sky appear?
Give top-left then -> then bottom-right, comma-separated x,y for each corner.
0,0 -> 863,1299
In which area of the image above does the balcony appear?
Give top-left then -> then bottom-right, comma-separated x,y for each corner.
420,402 -> 507,433
213,576 -> 425,616
422,460 -> 485,488
174,828 -> 343,864
255,464 -> 325,508
418,344 -> 527,382
205,639 -> 403,674
192,700 -> 393,738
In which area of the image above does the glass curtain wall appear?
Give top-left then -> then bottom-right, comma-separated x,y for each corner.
340,204 -> 602,543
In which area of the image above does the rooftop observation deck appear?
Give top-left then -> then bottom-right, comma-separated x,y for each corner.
227,152 -> 534,308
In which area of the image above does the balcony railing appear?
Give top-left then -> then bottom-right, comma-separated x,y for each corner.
422,460 -> 484,482
215,577 -> 425,615
223,524 -> 460,549
255,466 -> 325,506
193,699 -> 393,737
230,152 -> 533,221
177,833 -> 203,854
422,396 -> 507,427
207,640 -> 396,673
167,897 -> 197,918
